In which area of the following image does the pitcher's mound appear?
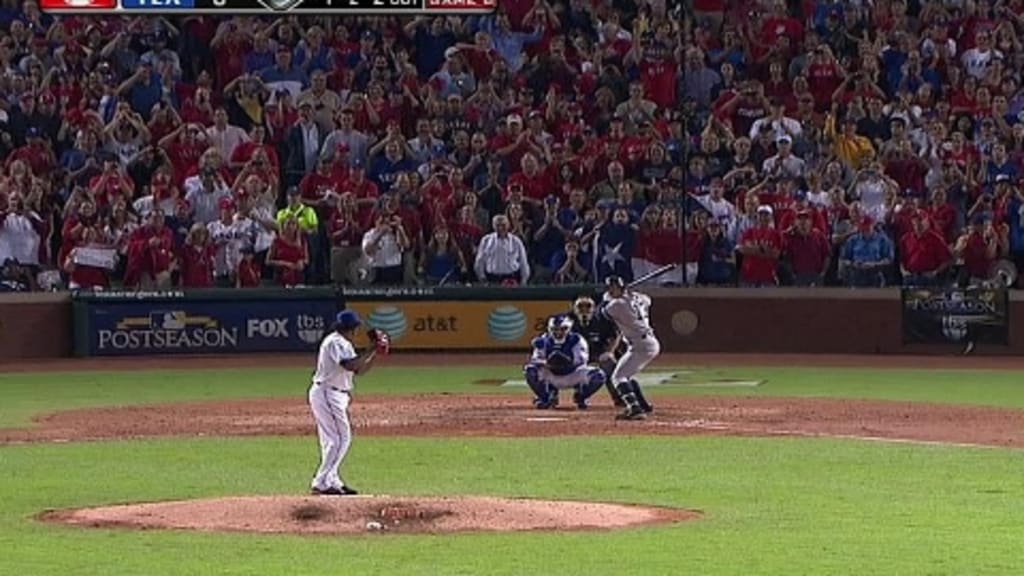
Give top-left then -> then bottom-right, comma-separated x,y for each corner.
41,495 -> 699,535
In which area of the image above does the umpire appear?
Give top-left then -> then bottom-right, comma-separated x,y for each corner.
568,295 -> 625,406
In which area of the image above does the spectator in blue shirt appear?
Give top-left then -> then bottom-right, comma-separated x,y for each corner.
260,47 -> 309,102
116,62 -> 162,120
477,14 -> 543,73
840,219 -> 895,287
550,239 -> 591,284
368,140 -> 416,192
532,196 -> 570,281
245,33 -> 276,74
294,26 -> 334,74
405,17 -> 456,79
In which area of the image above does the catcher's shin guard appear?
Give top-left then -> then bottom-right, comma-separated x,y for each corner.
524,364 -> 556,409
629,379 -> 653,414
574,368 -> 606,408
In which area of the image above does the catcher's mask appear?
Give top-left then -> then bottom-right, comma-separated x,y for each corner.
547,314 -> 573,343
573,296 -> 595,322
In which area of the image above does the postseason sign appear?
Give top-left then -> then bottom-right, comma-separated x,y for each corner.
84,298 -> 337,356
902,287 -> 1010,346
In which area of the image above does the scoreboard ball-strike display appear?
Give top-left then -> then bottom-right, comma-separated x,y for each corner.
41,0 -> 495,14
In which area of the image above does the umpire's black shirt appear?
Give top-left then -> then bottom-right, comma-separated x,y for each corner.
569,312 -> 618,357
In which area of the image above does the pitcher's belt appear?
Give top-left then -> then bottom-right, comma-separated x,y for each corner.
314,382 -> 351,394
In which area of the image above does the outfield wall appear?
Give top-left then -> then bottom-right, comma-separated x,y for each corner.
0,292 -> 72,360
0,288 -> 1019,360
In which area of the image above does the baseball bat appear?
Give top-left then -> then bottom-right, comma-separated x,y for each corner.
628,264 -> 679,288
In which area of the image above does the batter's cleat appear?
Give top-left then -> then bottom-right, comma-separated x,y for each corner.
339,485 -> 359,496
615,405 -> 647,421
310,487 -> 345,496
613,398 -> 627,408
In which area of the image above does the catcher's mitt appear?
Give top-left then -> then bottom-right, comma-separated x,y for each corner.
546,350 -> 574,374
367,329 -> 391,355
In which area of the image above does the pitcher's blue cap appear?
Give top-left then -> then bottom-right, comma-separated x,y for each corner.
335,309 -> 362,329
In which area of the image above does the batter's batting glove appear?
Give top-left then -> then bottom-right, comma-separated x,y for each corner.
367,329 -> 391,355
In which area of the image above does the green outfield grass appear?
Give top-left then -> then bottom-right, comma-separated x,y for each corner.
2,364 -> 1024,575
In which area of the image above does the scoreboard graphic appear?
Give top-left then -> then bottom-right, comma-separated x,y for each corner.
40,0 -> 495,13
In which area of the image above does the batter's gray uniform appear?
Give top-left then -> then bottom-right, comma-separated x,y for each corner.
602,291 -> 661,384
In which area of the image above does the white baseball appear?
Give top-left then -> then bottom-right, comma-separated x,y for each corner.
366,521 -> 383,531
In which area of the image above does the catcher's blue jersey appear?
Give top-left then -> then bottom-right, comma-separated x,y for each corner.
530,333 -> 589,376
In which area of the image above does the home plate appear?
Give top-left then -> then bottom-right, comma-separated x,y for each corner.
526,417 -> 569,422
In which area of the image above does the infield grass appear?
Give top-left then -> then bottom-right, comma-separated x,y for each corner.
2,364 -> 1024,575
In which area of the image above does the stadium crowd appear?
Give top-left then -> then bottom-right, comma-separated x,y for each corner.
2,0 -> 1024,291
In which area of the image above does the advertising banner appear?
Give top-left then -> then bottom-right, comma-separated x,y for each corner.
87,298 -> 336,355
345,300 -> 574,349
902,287 -> 1010,346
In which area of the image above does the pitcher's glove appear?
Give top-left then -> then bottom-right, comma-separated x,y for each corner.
367,329 -> 391,355
545,350 -> 574,374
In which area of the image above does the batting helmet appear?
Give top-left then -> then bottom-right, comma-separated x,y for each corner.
605,276 -> 626,288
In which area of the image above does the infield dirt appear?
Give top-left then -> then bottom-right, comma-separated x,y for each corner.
3,353 -> 1024,448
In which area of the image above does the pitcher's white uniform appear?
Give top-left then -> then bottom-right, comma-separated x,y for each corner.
309,331 -> 357,493
602,290 -> 661,384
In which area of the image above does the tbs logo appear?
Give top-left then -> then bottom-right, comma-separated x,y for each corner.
247,318 -> 290,338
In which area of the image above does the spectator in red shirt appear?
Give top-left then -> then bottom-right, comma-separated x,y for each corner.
266,216 -> 309,287
124,209 -> 177,290
327,193 -> 366,285
159,123 -> 207,184
5,128 -> 56,176
230,125 -> 280,173
62,225 -> 110,291
88,153 -> 136,211
738,205 -> 782,286
954,214 -> 1005,285
491,114 -> 543,173
506,152 -> 549,206
784,211 -> 832,286
236,245 -> 262,288
683,211 -> 707,285
180,223 -> 216,288
899,211 -> 953,286
340,164 -> 380,227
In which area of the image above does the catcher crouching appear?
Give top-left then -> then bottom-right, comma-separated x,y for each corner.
523,315 -> 606,409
